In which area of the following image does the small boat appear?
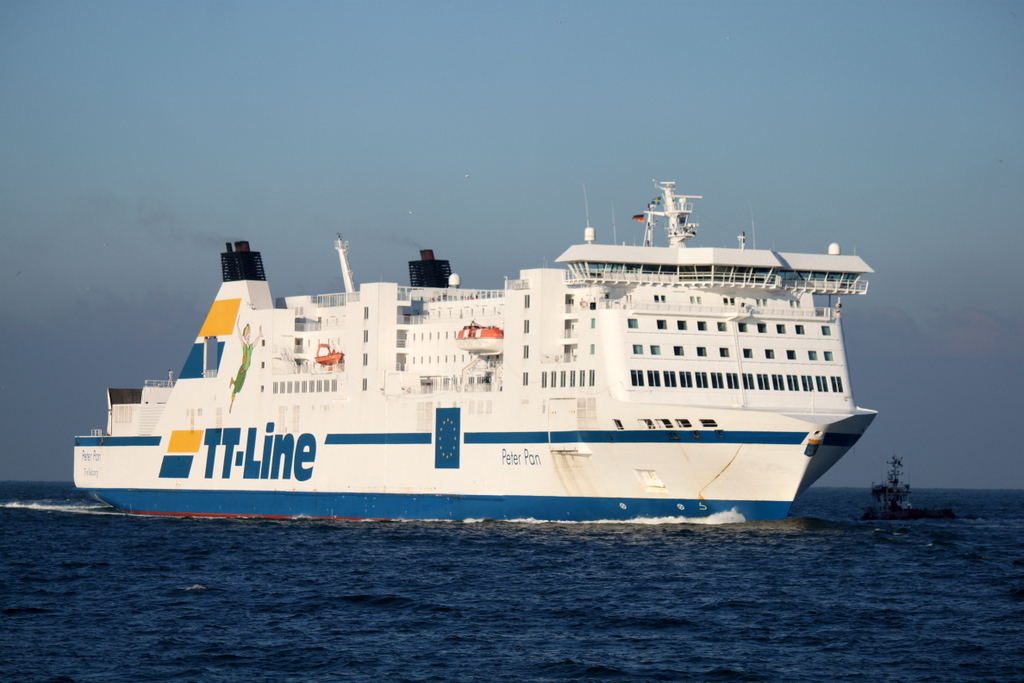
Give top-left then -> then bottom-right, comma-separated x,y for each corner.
861,456 -> 955,520
314,343 -> 344,366
455,323 -> 504,355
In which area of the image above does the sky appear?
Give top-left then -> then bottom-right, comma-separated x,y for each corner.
1,0 -> 1022,488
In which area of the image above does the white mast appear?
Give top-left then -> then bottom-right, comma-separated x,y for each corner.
645,180 -> 703,247
334,233 -> 356,294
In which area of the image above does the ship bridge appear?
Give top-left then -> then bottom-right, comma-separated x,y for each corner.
556,244 -> 872,295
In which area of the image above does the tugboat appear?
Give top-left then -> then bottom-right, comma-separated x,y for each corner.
862,456 -> 955,520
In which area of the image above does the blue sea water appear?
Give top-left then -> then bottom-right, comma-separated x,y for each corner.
2,483 -> 1022,683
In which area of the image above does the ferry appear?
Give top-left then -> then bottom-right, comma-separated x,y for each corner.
73,181 -> 876,521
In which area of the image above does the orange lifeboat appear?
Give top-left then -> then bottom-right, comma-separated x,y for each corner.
456,323 -> 504,355
314,343 -> 344,366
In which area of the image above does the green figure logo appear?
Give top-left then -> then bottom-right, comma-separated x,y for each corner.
229,322 -> 262,413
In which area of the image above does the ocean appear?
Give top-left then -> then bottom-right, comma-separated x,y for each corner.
2,482 -> 1022,683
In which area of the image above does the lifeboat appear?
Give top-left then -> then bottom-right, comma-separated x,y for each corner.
456,323 -> 504,355
314,343 -> 344,366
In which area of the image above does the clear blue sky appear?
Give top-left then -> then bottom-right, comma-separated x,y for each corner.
2,0 -> 1022,487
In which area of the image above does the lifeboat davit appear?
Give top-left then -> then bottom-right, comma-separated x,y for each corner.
314,343 -> 344,366
456,323 -> 504,355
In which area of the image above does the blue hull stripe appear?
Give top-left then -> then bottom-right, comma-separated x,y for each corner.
83,487 -> 793,522
325,433 -> 431,445
465,430 -> 806,445
75,436 -> 162,447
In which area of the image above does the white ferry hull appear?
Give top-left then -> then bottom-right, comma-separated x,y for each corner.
75,408 -> 873,522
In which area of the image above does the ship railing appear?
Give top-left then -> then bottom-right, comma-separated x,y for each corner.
397,314 -> 427,325
396,339 -> 407,348
91,428 -> 104,437
144,379 -> 174,388
397,287 -> 505,303
316,292 -> 359,308
395,363 -> 406,371
295,321 -> 321,332
505,278 -> 530,290
540,354 -> 576,364
203,369 -> 218,378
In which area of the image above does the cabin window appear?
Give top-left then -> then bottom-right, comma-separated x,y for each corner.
726,373 -> 739,389
824,351 -> 834,361
743,373 -> 754,389
628,319 -> 639,329
696,347 -> 706,357
663,371 -> 677,387
786,375 -> 799,391
757,323 -> 767,333
524,295 -> 530,308
524,320 -> 530,333
523,346 -> 530,359
676,419 -> 692,428
765,349 -> 775,359
786,350 -> 796,360
801,375 -> 814,391
717,322 -> 727,332
647,370 -> 661,387
590,344 -> 595,355
679,371 -> 693,388
613,419 -> 624,430
757,374 -> 769,390
362,378 -> 368,391
700,419 -> 718,428
363,307 -> 369,319
589,370 -> 595,386
776,324 -> 786,334
816,376 -> 829,392
772,375 -> 784,391
650,345 -> 661,355
808,351 -> 818,361
674,346 -> 684,356
560,371 -> 566,387
695,372 -> 709,388
677,321 -> 687,331
831,376 -> 844,392
697,321 -> 707,331
719,348 -> 730,358
743,348 -> 753,359
657,319 -> 667,330
590,318 -> 596,329
523,373 -> 529,386
822,325 -> 832,336
660,419 -> 673,428
633,344 -> 643,354
711,372 -> 724,389
738,323 -> 748,332
542,373 -> 548,388
795,325 -> 805,335
630,370 -> 644,386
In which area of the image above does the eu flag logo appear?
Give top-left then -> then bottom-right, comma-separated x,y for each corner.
434,407 -> 461,469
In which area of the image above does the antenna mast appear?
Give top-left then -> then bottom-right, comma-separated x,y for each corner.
645,181 -> 702,247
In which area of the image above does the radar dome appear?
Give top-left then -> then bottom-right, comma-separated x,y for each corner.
828,243 -> 841,255
448,273 -> 461,288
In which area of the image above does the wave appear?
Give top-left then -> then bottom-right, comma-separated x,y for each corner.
1,501 -> 116,515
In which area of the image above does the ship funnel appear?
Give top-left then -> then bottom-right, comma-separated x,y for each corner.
221,241 -> 266,282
